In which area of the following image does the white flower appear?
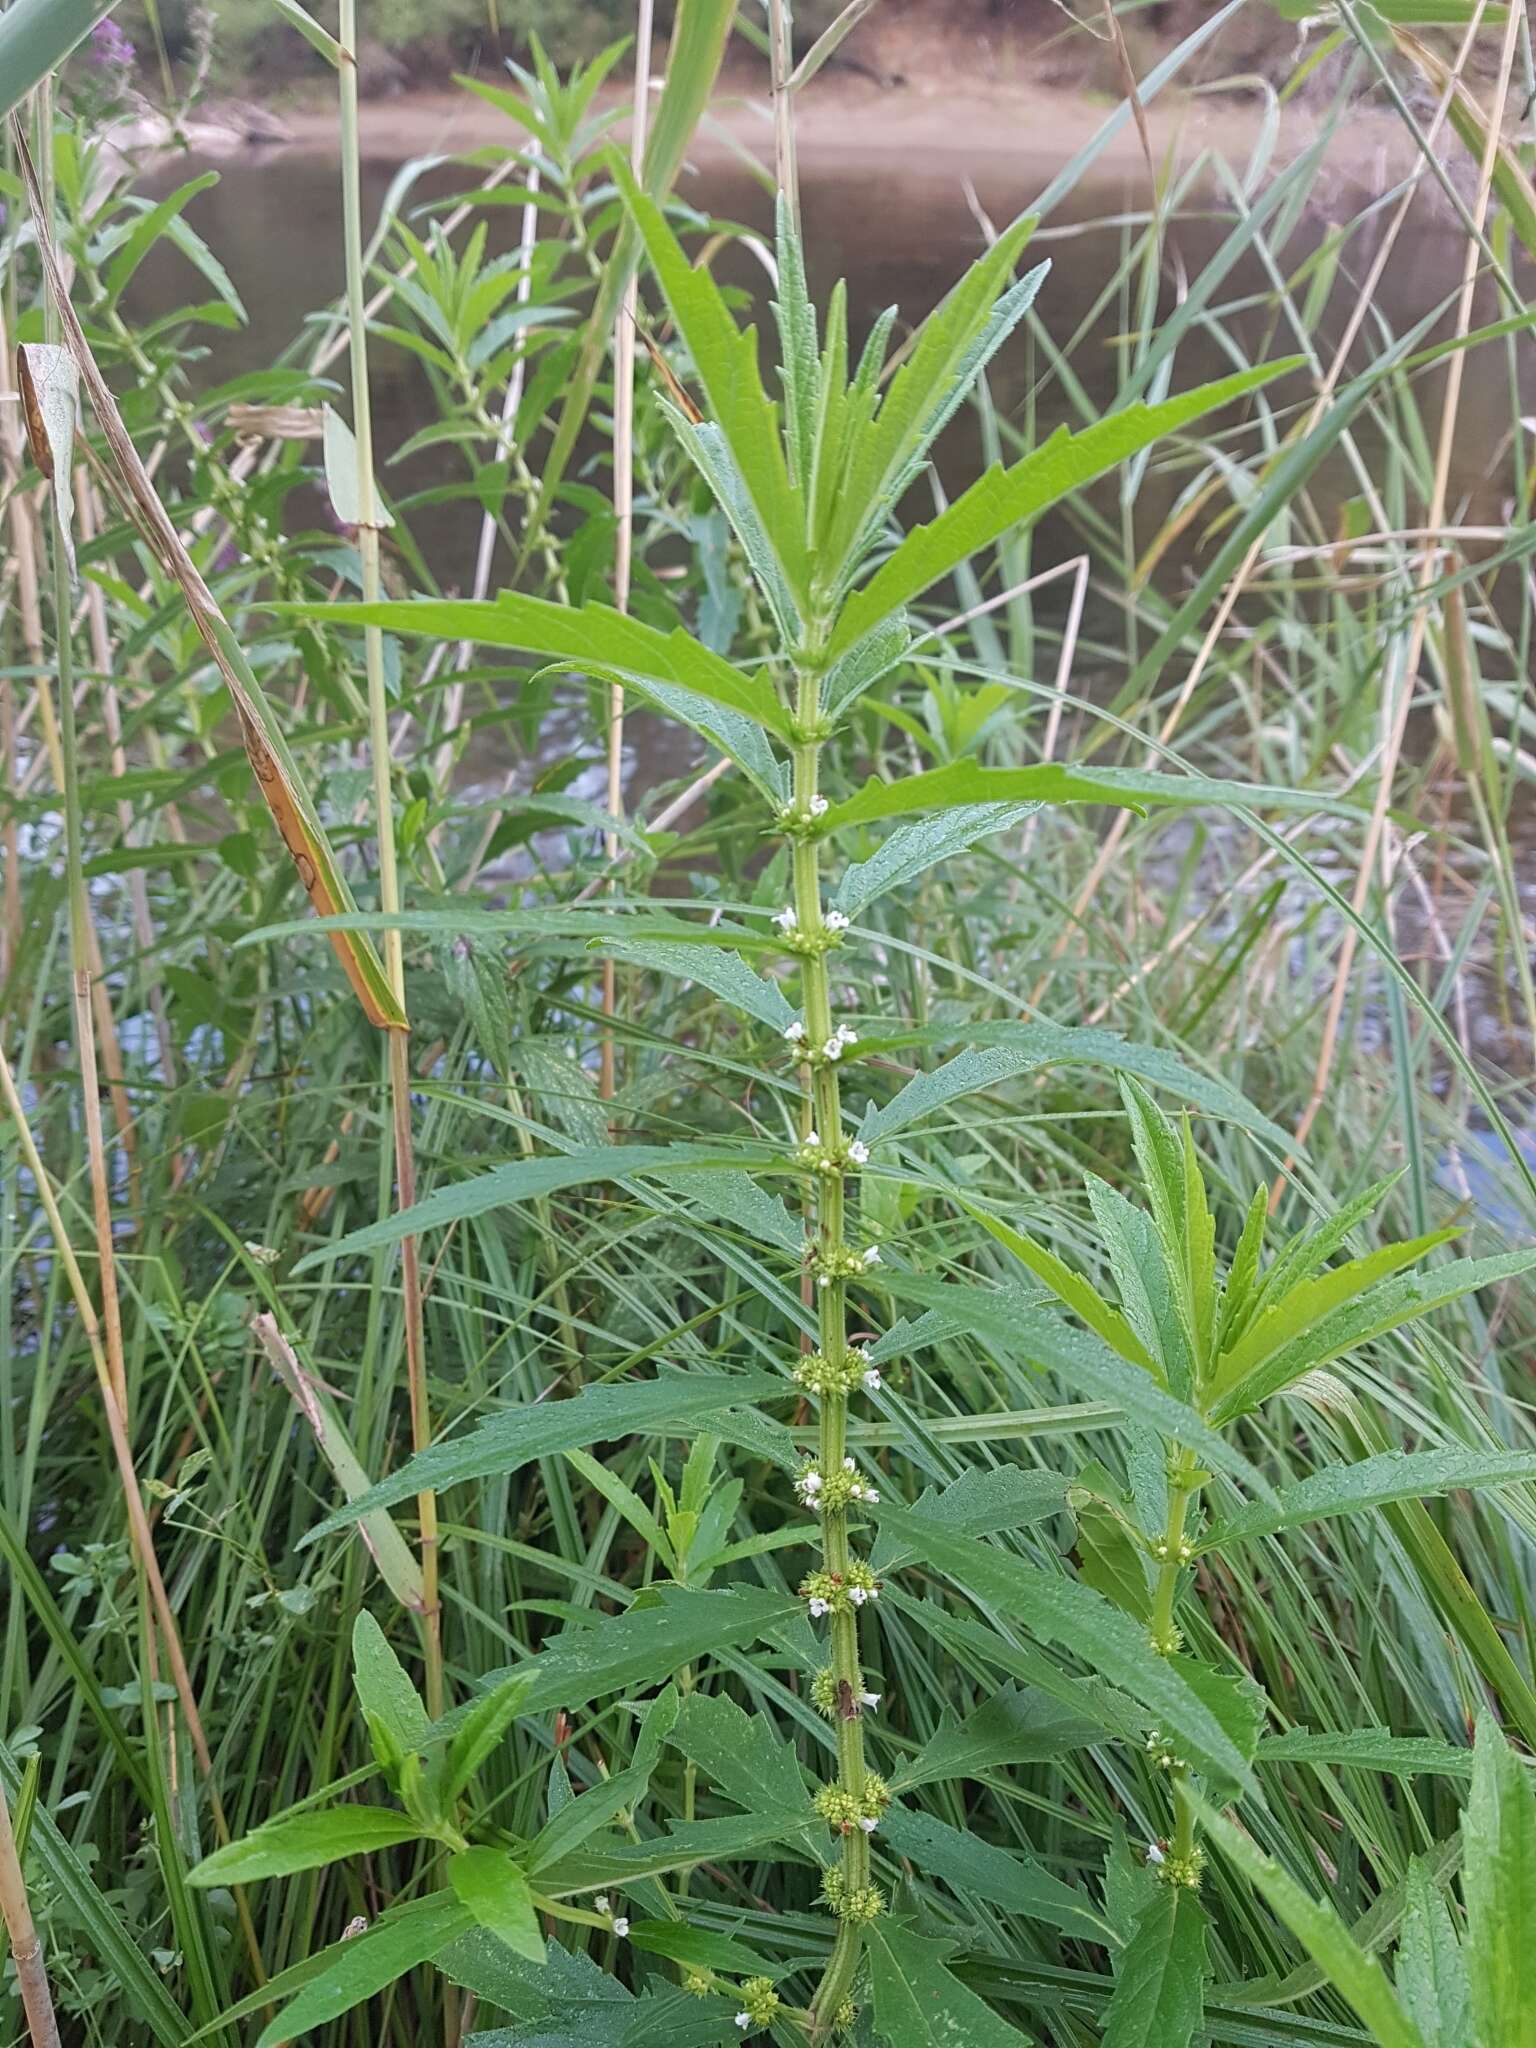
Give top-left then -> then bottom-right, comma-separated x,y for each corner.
1145,1842 -> 1166,1867
848,1585 -> 868,1607
859,1690 -> 881,1710
817,1273 -> 832,1289
864,1487 -> 880,1504
843,1457 -> 856,1472
836,1024 -> 858,1047
735,2017 -> 751,2032
773,905 -> 798,931
594,1896 -> 611,1915
848,1139 -> 870,1165
859,1816 -> 878,1834
823,1035 -> 845,1060
809,794 -> 829,817
805,1129 -> 821,1148
866,1584 -> 880,1601
783,1019 -> 805,1043
612,1917 -> 629,1938
825,909 -> 850,933
862,1245 -> 881,1267
809,1597 -> 829,1618
862,1368 -> 882,1393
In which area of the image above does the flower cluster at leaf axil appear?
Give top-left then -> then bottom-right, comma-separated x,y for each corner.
800,1562 -> 881,1616
733,1977 -> 781,2032
795,1457 -> 880,1512
798,1128 -> 870,1175
794,1347 -> 882,1397
814,1774 -> 891,1836
773,903 -> 851,954
812,1668 -> 881,1718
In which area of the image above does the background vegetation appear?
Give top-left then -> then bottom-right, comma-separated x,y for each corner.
1,0 -> 1535,2045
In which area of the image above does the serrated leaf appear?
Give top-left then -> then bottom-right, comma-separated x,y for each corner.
1084,1174 -> 1193,1395
300,1371 -> 782,1540
1396,1857 -> 1472,2048
532,1811 -> 796,1895
1210,1231 -> 1456,1407
881,1807 -> 1114,1945
444,1672 -> 534,1801
823,612 -> 911,718
1193,1799 -> 1427,2048
618,164 -> 809,610
450,1848 -> 544,1964
1075,1497 -> 1153,1623
867,1921 -> 1035,2046
466,1587 -> 800,1725
188,1805 -> 428,1887
892,1683 -> 1100,1792
626,1918 -> 778,1979
1465,1714 -> 1536,2047
1204,1448 -> 1536,1553
965,1202 -> 1159,1379
600,939 -> 793,1029
824,757 -> 1348,833
827,361 -> 1300,654
834,804 -> 1037,918
664,1169 -> 803,1254
665,1690 -> 807,1816
1101,1886 -> 1209,2048
293,1143 -> 767,1272
441,1928 -> 627,2025
1257,1729 -> 1476,1777
874,1499 -> 1255,1791
881,1279 -> 1267,1494
297,592 -> 789,737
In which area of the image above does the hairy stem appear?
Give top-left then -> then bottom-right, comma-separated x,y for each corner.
790,658 -> 879,2039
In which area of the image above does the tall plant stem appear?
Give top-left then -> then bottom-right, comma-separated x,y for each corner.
769,0 -> 800,233
0,1773 -> 60,2048
336,0 -> 442,1717
601,0 -> 656,1101
792,660 -> 877,2039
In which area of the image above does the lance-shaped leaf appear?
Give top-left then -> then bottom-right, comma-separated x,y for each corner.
298,1369 -> 784,1540
881,1806 -> 1115,1945
1192,1798 -> 1427,2048
450,1849 -> 544,1965
1202,1447 -> 1536,1554
833,803 -> 1037,917
823,757 -> 1354,831
296,591 -> 790,736
1210,1247 -> 1536,1423
874,1499 -> 1257,1790
188,1804 -> 429,1887
251,1893 -> 473,2048
617,163 -> 811,611
598,939 -> 794,1029
867,1921 -> 1035,2047
1465,1714 -> 1536,2047
12,129 -> 404,1030
826,360 -> 1301,656
1101,1887 -> 1209,2048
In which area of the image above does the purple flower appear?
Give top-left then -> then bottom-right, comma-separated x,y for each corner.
90,18 -> 136,69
